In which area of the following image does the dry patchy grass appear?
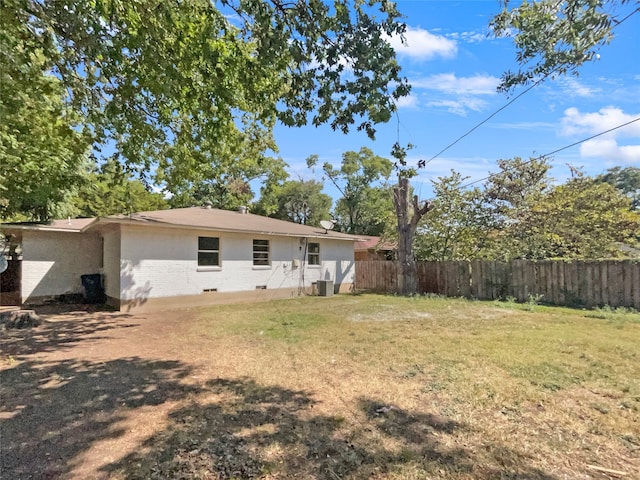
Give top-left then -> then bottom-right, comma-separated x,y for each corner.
2,295 -> 638,479
117,294 -> 640,479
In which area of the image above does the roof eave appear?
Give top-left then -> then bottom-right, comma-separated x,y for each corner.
0,218 -> 99,233
95,217 -> 358,241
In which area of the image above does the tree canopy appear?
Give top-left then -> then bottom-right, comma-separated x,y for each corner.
415,172 -> 492,261
595,166 -> 640,211
490,0 -> 637,92
536,175 -> 639,259
255,179 -> 332,226
0,2 -> 90,221
71,159 -> 168,217
5,0 -> 409,186
412,160 -> 640,261
308,147 -> 394,235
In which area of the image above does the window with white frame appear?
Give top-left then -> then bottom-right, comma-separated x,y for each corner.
253,239 -> 270,266
198,237 -> 220,267
308,242 -> 320,265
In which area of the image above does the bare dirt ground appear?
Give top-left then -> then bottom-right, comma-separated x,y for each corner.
1,305 -> 212,480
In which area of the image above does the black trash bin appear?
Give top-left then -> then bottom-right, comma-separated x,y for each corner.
81,273 -> 105,304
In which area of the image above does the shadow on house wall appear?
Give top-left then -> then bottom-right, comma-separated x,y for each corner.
21,231 -> 102,305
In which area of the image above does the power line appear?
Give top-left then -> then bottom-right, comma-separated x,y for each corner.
423,69 -> 559,167
460,116 -> 640,189
423,5 -> 640,167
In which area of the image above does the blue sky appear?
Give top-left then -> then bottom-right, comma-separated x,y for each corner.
273,0 -> 640,201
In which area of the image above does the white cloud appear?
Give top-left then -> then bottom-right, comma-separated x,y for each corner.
447,30 -> 488,43
580,139 -> 640,163
561,107 -> 640,136
490,121 -> 556,130
553,77 -> 600,98
407,73 -> 498,115
412,73 -> 499,95
560,107 -> 640,163
387,27 -> 457,61
427,98 -> 487,116
395,94 -> 419,109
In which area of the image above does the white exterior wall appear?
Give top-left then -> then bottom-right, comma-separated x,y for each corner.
118,225 -> 355,302
21,230 -> 102,303
312,238 -> 357,287
102,226 -> 121,301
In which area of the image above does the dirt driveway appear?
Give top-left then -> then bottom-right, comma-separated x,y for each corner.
1,306 -> 215,480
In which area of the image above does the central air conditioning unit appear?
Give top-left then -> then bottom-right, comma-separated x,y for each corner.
316,280 -> 334,297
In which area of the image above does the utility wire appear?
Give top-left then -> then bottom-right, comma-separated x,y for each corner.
424,68 -> 559,166
423,5 -> 640,167
460,116 -> 640,189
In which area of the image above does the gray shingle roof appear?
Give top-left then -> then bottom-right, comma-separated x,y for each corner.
102,207 -> 357,240
1,208 -> 360,241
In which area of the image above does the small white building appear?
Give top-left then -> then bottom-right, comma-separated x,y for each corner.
0,207 -> 358,312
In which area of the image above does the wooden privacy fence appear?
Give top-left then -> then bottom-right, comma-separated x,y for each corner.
355,260 -> 640,310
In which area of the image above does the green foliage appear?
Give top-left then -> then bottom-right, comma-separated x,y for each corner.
415,159 -> 640,261
336,183 -> 395,237
254,179 -> 332,226
0,1 -> 90,221
308,147 -> 395,235
8,0 -> 409,189
166,150 -> 288,210
485,156 -> 551,216
415,171 -> 493,261
483,157 -> 553,259
585,305 -> 639,322
71,160 -> 168,217
491,0 -> 624,92
595,166 -> 640,211
534,175 -> 639,259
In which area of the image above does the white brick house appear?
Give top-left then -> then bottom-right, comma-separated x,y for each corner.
0,207 -> 358,312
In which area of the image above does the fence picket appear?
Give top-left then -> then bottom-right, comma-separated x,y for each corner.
354,259 -> 638,309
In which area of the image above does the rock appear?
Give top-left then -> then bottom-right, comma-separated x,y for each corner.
0,310 -> 42,329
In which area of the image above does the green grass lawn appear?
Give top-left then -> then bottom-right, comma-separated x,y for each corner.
122,294 -> 640,479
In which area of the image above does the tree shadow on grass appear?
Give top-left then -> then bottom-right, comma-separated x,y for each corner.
103,379 -> 559,479
0,357 -> 202,479
359,398 -> 469,472
103,377 -> 382,479
359,398 -> 558,479
0,311 -> 138,358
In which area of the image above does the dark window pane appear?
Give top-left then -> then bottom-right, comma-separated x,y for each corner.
198,252 -> 219,266
308,243 -> 320,265
199,237 -> 219,251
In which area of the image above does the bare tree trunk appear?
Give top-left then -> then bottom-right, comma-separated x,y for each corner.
393,176 -> 431,295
